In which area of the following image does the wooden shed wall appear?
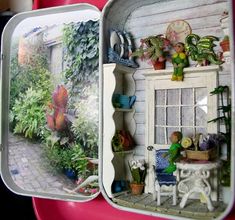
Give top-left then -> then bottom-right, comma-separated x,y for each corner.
122,0 -> 230,156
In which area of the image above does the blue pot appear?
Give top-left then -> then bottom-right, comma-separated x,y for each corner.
64,169 -> 76,180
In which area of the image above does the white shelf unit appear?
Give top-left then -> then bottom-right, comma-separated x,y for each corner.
102,63 -> 136,198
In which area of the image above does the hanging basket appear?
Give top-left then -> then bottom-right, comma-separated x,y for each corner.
185,148 -> 217,161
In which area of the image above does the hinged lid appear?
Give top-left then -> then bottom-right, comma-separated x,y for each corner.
0,3 -> 101,202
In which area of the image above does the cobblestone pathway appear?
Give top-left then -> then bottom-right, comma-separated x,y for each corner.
8,133 -> 77,195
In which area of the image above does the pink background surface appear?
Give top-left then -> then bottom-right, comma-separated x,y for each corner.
32,0 -> 235,219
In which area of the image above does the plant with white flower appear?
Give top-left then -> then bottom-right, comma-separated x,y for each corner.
129,159 -> 146,184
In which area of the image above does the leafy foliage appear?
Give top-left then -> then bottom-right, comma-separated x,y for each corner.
46,85 -> 69,132
12,88 -> 50,139
131,35 -> 170,62
44,143 -> 88,177
10,44 -> 50,110
185,34 -> 223,65
129,160 -> 146,184
71,84 -> 99,158
209,85 -> 231,186
62,20 -> 99,98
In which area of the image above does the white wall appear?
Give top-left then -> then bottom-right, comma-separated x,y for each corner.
123,0 -> 230,156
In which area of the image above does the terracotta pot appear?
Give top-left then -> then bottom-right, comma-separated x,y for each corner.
152,60 -> 166,70
130,183 -> 144,195
220,40 -> 230,52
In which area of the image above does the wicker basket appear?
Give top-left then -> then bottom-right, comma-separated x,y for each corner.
185,148 -> 217,161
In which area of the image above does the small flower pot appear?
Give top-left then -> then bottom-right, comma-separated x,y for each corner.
64,169 -> 77,180
220,40 -> 230,52
152,60 -> 166,70
130,183 -> 144,195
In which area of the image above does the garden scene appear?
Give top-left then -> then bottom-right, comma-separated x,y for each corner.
8,15 -> 99,197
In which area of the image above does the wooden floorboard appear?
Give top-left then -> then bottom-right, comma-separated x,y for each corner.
113,193 -> 226,219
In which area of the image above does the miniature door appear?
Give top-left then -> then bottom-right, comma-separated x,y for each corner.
0,4 -> 100,201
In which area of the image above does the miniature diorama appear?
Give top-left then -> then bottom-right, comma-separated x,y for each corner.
5,9 -> 100,199
102,0 -> 232,219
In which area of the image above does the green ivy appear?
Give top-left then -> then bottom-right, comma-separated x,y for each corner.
62,20 -> 99,98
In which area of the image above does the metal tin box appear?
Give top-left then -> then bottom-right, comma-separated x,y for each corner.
1,1 -> 235,219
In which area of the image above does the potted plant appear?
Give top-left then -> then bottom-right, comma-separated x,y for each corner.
131,35 -> 170,70
111,130 -> 135,153
181,134 -> 218,161
61,143 -> 88,180
220,35 -> 230,52
129,159 -> 146,195
209,86 -> 231,186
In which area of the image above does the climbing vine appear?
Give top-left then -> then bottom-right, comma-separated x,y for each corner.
62,20 -> 99,99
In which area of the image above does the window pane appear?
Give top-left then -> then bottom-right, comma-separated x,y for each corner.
181,88 -> 193,105
155,127 -> 165,144
155,90 -> 165,105
167,107 -> 179,126
155,107 -> 165,125
167,127 -> 179,144
196,106 -> 207,126
167,89 -> 179,105
182,127 -> 194,138
195,88 -> 207,106
196,127 -> 207,135
182,107 -> 193,126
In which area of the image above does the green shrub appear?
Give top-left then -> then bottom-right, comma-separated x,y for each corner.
70,143 -> 88,176
12,88 -> 50,139
46,143 -> 88,177
10,39 -> 51,108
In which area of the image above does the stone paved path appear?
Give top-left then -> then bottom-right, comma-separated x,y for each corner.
8,133 -> 78,195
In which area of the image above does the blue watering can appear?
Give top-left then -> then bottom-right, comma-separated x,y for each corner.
113,94 -> 136,109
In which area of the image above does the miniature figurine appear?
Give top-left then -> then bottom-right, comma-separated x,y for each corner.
163,131 -> 182,174
171,42 -> 189,81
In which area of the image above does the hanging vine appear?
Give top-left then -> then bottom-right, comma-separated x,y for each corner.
62,20 -> 99,101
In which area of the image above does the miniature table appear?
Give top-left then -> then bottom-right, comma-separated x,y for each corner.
176,159 -> 220,211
